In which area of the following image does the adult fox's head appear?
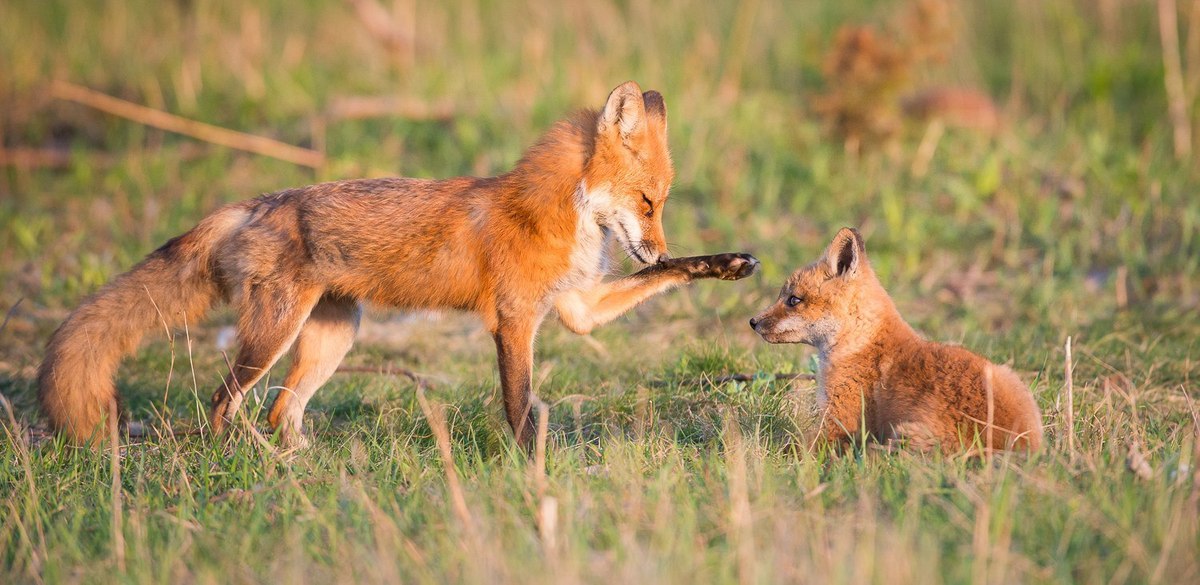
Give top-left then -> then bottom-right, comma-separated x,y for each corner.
750,228 -> 885,350
582,81 -> 675,264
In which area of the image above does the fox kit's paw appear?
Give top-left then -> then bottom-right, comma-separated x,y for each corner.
681,253 -> 760,281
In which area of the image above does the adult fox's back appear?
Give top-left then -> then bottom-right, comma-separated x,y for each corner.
38,205 -> 249,442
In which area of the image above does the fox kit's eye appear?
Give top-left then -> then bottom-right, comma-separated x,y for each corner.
787,295 -> 804,307
642,193 -> 654,217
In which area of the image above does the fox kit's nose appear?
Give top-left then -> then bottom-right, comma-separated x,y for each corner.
749,316 -> 760,329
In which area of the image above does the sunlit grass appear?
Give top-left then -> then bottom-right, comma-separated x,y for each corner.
1,0 -> 1199,583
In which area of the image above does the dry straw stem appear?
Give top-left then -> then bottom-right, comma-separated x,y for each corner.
162,477 -> 321,513
0,147 -> 83,169
716,0 -> 763,103
353,485 -> 403,583
49,80 -> 326,169
650,371 -> 815,388
182,318 -> 205,439
532,401 -> 558,560
0,393 -> 46,577
336,364 -> 431,387
984,364 -> 995,457
1189,0 -> 1200,98
956,474 -> 1015,585
344,0 -> 415,66
326,95 -> 456,122
108,397 -> 125,574
1158,0 -> 1193,160
533,401 -> 550,499
142,285 -> 176,407
538,496 -> 559,560
414,387 -> 478,545
0,144 -> 211,169
910,118 -> 944,178
216,351 -> 281,455
1126,442 -> 1155,481
0,298 -> 23,334
1116,265 -> 1130,309
970,489 -> 991,585
723,413 -> 756,585
1064,336 -> 1076,459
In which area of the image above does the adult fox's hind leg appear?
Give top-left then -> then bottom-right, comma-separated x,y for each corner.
267,294 -> 361,448
210,284 -> 324,434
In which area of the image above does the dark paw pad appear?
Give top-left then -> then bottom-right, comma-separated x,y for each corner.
682,253 -> 760,280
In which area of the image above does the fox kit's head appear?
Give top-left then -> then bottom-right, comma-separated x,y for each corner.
582,81 -> 675,264
750,228 -> 883,350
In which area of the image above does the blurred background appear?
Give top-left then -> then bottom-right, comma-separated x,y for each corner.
3,3 -> 1200,583
1,0 -> 1198,407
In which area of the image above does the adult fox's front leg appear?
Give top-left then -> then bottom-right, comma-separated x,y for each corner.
555,253 -> 759,335
493,307 -> 542,448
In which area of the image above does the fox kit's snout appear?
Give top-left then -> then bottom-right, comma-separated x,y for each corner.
750,228 -> 864,349
753,228 -> 1043,453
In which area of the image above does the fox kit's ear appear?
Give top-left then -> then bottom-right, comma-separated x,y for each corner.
598,81 -> 647,143
823,227 -> 865,278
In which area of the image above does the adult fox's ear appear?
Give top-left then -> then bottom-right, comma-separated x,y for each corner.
822,227 -> 866,278
598,81 -> 647,143
642,90 -> 667,130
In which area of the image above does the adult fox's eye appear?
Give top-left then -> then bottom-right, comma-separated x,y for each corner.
642,193 -> 654,217
787,295 -> 803,307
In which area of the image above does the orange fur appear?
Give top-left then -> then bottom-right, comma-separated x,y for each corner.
750,228 -> 1042,453
38,81 -> 759,448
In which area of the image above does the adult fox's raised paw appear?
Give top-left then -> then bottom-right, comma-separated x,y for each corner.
662,253 -> 760,281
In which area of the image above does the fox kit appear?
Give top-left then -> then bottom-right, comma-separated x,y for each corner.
750,228 -> 1042,452
39,81 -> 759,448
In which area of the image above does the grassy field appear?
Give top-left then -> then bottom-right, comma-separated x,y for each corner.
2,0 -> 1199,583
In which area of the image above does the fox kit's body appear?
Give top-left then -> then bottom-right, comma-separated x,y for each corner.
38,82 -> 758,447
751,228 -> 1042,452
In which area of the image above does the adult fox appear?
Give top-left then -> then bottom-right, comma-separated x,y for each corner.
39,81 -> 759,448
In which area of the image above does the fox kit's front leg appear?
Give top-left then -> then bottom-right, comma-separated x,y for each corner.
556,253 -> 759,335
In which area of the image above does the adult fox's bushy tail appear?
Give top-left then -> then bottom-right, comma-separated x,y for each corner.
37,205 -> 247,443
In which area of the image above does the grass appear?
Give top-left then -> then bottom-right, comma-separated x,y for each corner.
2,0 -> 1199,583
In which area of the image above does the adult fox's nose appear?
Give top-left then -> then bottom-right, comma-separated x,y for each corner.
655,251 -> 671,263
749,317 -> 760,329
